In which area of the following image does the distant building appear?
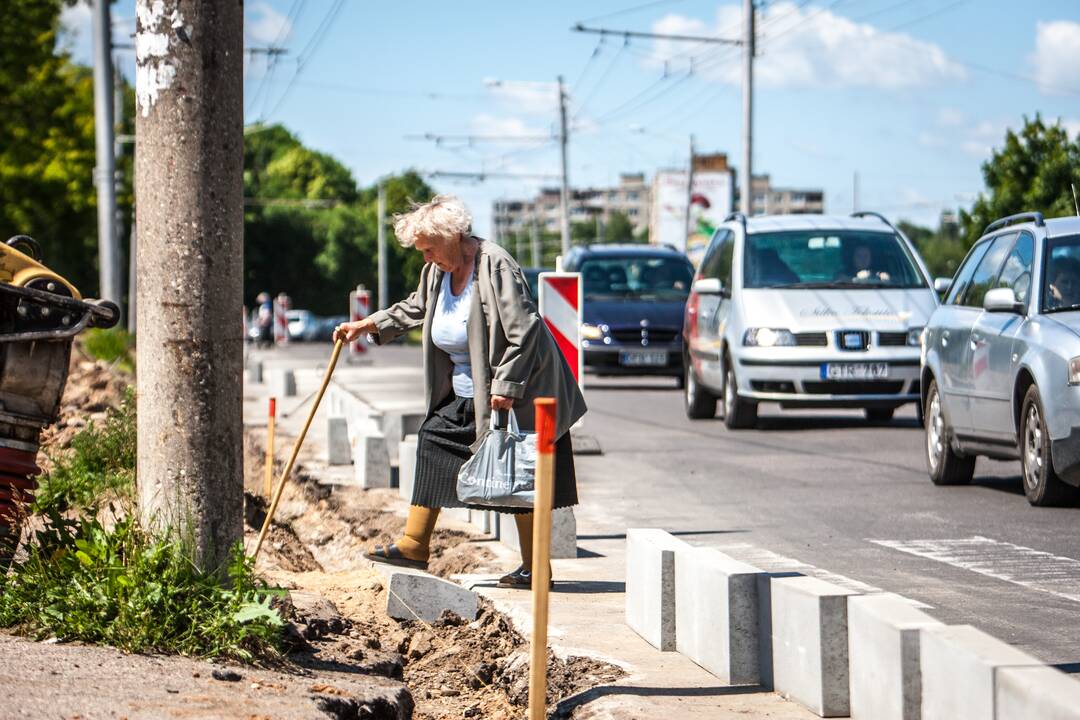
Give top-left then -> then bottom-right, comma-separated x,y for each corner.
492,173 -> 651,240
739,174 -> 825,216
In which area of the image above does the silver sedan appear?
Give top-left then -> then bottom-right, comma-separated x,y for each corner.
921,213 -> 1080,505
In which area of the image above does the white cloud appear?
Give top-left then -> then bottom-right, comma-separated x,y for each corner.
470,114 -> 551,139
938,108 -> 966,127
1031,20 -> 1080,95
484,80 -> 559,115
58,1 -> 92,63
1061,118 -> 1080,140
246,1 -> 291,46
960,120 -> 1005,159
649,2 -> 965,89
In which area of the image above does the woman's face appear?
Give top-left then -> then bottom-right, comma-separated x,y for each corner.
414,233 -> 460,271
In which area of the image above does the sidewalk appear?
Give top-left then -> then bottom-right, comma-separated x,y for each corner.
242,343 -> 815,719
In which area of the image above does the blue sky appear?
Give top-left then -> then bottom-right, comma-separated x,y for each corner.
62,1 -> 1080,236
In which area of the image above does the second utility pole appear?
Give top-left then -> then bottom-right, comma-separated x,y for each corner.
92,0 -> 121,310
558,75 -> 571,256
740,0 -> 754,216
377,183 -> 388,311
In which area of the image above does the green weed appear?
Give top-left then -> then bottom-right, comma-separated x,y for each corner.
36,390 -> 136,512
80,328 -> 134,373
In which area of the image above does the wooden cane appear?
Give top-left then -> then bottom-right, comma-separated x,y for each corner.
264,397 -> 277,499
528,397 -> 557,720
252,340 -> 344,560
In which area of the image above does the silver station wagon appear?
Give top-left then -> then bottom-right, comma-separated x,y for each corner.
922,212 -> 1080,505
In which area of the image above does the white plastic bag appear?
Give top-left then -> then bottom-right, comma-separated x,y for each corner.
456,409 -> 536,509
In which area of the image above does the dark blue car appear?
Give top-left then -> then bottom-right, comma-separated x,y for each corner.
562,245 -> 694,384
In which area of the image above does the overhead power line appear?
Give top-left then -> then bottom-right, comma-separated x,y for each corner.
573,22 -> 743,46
576,0 -> 689,26
424,171 -> 563,181
406,133 -> 556,144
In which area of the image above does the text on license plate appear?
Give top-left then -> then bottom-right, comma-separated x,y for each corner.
620,350 -> 668,367
821,362 -> 889,380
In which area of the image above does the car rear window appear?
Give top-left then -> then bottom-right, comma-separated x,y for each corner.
579,256 -> 693,301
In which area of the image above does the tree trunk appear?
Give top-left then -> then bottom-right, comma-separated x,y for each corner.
134,0 -> 243,571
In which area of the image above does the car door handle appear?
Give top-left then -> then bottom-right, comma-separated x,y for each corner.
941,330 -> 949,347
970,332 -> 985,349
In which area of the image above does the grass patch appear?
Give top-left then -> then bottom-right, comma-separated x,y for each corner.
0,509 -> 283,661
36,391 -> 136,511
80,328 -> 134,373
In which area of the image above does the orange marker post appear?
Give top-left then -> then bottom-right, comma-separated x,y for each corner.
264,397 -> 277,499
528,397 -> 557,720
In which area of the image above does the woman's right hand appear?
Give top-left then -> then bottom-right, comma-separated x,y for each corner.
333,318 -> 376,344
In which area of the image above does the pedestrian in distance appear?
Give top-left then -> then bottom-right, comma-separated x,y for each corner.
333,194 -> 586,588
255,291 -> 274,349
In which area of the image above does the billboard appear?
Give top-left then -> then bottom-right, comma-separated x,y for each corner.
651,168 -> 734,266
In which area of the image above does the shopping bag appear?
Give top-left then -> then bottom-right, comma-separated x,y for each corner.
456,408 -> 536,508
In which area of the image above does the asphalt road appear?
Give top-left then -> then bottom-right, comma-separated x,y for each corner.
573,371 -> 1080,668
264,340 -> 1080,667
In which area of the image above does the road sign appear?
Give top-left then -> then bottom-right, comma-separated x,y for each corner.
538,272 -> 583,388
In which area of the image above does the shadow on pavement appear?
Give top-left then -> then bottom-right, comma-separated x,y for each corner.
552,580 -> 625,594
584,382 -> 680,392
554,683 -> 767,717
578,529 -> 745,541
970,474 -> 1024,496
755,415 -> 921,432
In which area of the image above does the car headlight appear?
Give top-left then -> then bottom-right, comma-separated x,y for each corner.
580,323 -> 606,341
743,328 -> 797,347
907,327 -> 924,347
1069,356 -> 1080,385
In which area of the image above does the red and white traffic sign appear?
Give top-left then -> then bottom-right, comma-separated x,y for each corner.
348,285 -> 371,357
273,293 -> 290,346
538,272 -> 583,389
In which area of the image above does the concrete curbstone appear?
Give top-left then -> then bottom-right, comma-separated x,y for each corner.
247,360 -> 263,384
398,434 -> 418,502
919,624 -> 1043,720
770,575 -> 859,717
625,528 -> 691,652
353,433 -> 391,489
270,368 -> 296,398
499,507 -> 576,559
847,593 -> 943,720
327,416 -> 351,465
377,411 -> 426,468
996,665 -> 1080,720
385,571 -> 479,624
674,546 -> 764,684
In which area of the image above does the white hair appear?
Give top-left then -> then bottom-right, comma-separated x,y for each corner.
393,194 -> 473,248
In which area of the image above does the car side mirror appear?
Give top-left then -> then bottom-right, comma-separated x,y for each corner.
693,277 -> 724,295
984,287 -> 1025,314
933,277 -> 952,294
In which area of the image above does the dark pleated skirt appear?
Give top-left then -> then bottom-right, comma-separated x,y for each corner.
412,395 -> 578,513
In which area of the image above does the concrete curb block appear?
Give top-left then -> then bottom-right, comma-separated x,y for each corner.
398,434 -> 418,502
377,411 -> 426,469
385,571 -> 479,624
625,528 -> 691,651
996,665 -> 1080,720
919,624 -> 1043,720
270,368 -> 296,398
353,434 -> 390,488
500,507 -> 576,559
770,575 -> 859,717
674,546 -> 764,684
847,593 -> 943,720
327,416 -> 351,465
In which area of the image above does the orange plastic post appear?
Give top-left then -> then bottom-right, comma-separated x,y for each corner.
528,397 -> 557,720
264,397 -> 277,499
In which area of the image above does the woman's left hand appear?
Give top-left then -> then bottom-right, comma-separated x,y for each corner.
490,394 -> 514,410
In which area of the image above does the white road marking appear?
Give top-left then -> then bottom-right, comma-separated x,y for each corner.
714,542 -> 931,608
870,536 -> 1080,604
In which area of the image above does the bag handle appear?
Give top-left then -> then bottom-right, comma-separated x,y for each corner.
491,407 -> 520,435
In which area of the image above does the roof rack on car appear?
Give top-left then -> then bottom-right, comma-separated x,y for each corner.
983,211 -> 1045,235
724,212 -> 747,234
851,211 -> 899,233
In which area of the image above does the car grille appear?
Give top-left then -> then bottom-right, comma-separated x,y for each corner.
835,330 -> 870,351
877,332 -> 908,347
793,332 -> 828,347
751,380 -> 797,393
803,380 -> 906,395
609,327 -> 679,344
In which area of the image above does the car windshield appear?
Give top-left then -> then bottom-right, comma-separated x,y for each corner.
743,230 -> 927,289
579,256 -> 693,301
1043,234 -> 1080,313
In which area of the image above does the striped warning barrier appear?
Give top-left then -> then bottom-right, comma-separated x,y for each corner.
538,272 -> 583,388
273,293 -> 290,346
348,285 -> 370,358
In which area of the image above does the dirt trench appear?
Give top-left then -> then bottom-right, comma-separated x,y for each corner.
244,432 -> 624,719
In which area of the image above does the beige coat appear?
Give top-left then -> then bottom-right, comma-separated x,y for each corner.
368,239 -> 587,449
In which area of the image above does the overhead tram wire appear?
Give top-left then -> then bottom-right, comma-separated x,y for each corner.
246,0 -> 308,117
570,38 -> 606,97
264,0 -> 347,121
759,0 -> 851,45
577,0 -> 690,26
883,0 -> 967,33
571,39 -> 631,123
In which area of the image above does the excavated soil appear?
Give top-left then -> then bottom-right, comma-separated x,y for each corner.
245,432 -> 624,719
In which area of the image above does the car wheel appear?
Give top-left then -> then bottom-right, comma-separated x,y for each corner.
925,379 -> 975,486
1020,385 -> 1073,506
684,357 -> 717,419
722,356 -> 757,430
865,407 -> 895,423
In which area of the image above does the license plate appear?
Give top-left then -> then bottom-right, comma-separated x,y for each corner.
821,362 -> 889,380
619,350 -> 668,367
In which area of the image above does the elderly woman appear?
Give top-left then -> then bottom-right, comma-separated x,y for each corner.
334,195 -> 586,588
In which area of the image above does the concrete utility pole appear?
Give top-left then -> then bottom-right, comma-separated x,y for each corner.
134,0 -> 244,571
740,0 -> 755,216
92,0 -> 121,309
853,171 -> 860,213
531,218 -> 541,268
684,134 -> 696,241
377,183 -> 388,311
558,75 -> 571,256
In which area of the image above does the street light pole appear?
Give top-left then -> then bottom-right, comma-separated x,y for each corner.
92,0 -> 120,309
740,0 -> 755,216
684,134 -> 696,243
558,75 -> 571,256
377,183 -> 388,311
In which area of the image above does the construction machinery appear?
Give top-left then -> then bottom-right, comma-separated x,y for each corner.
0,235 -> 119,560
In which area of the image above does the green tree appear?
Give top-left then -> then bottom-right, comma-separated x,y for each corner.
603,211 -> 635,243
0,0 -> 108,295
899,216 -> 966,279
959,116 -> 1080,246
